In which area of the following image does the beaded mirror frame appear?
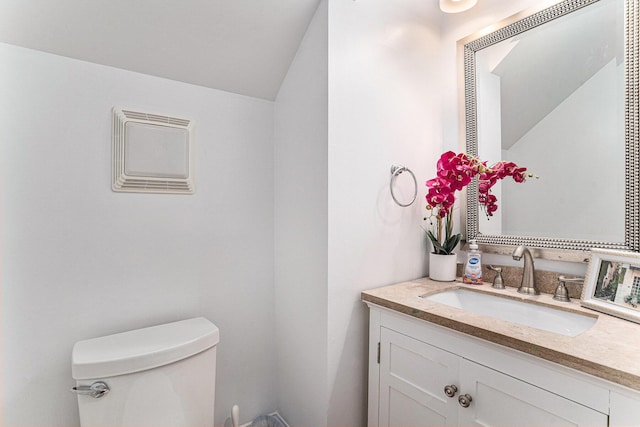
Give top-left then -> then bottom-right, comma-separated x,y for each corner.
460,0 -> 640,258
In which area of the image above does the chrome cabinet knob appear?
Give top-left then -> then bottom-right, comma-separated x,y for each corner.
444,384 -> 458,398
458,393 -> 473,408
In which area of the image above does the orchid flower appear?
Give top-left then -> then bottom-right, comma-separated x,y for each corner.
424,151 -> 533,254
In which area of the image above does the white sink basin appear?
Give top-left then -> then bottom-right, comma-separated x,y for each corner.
423,288 -> 597,337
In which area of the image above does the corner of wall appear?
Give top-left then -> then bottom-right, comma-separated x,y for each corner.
273,0 -> 329,425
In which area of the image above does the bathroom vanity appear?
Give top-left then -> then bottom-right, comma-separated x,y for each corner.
362,278 -> 640,427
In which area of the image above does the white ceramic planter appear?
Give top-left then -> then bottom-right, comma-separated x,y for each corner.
429,252 -> 457,282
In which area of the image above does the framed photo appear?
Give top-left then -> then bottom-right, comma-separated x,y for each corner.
581,248 -> 640,324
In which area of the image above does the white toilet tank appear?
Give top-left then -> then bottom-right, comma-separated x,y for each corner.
72,317 -> 219,427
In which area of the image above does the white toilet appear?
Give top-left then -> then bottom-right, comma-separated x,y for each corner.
72,317 -> 219,427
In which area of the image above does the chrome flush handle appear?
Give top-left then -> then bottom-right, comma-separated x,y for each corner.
71,381 -> 110,398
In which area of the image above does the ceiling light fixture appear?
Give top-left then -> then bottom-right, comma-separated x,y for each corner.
439,0 -> 477,13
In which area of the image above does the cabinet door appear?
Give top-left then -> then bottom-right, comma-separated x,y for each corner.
379,327 -> 459,427
610,391 -> 640,427
457,359 -> 608,427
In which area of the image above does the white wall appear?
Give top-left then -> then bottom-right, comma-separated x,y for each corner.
476,66 -> 503,235
326,1 -> 442,425
273,1 -> 329,426
274,2 -> 444,426
0,43 -> 276,427
501,60 -> 624,241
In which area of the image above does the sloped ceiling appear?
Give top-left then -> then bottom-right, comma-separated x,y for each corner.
490,0 -> 621,148
0,0 -> 321,100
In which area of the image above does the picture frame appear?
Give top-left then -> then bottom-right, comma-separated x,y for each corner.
581,248 -> 640,324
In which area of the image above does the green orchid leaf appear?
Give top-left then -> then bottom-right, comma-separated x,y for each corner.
426,230 -> 446,254
444,234 -> 461,254
426,229 -> 460,255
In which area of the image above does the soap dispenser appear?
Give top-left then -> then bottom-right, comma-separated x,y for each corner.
463,240 -> 483,285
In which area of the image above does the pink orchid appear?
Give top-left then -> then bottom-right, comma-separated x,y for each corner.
425,152 -> 532,254
426,152 -> 531,217
426,177 -> 451,190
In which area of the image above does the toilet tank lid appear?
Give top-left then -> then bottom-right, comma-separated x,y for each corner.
72,317 -> 219,380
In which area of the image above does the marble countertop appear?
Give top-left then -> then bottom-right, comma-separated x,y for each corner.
361,277 -> 640,391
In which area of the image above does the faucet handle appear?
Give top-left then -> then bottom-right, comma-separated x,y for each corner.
553,276 -> 584,302
488,265 -> 505,289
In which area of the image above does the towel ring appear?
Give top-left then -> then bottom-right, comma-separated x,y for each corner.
390,164 -> 417,207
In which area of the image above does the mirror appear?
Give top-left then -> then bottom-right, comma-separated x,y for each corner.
462,0 -> 640,255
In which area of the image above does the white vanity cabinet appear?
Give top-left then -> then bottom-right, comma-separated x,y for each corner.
367,304 -> 640,427
610,391 -> 640,426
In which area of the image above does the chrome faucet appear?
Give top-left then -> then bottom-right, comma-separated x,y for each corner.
512,245 -> 539,295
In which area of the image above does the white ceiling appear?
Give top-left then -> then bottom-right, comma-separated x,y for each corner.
0,0 -> 321,100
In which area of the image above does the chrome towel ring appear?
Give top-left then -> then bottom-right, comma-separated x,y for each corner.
390,164 -> 417,207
